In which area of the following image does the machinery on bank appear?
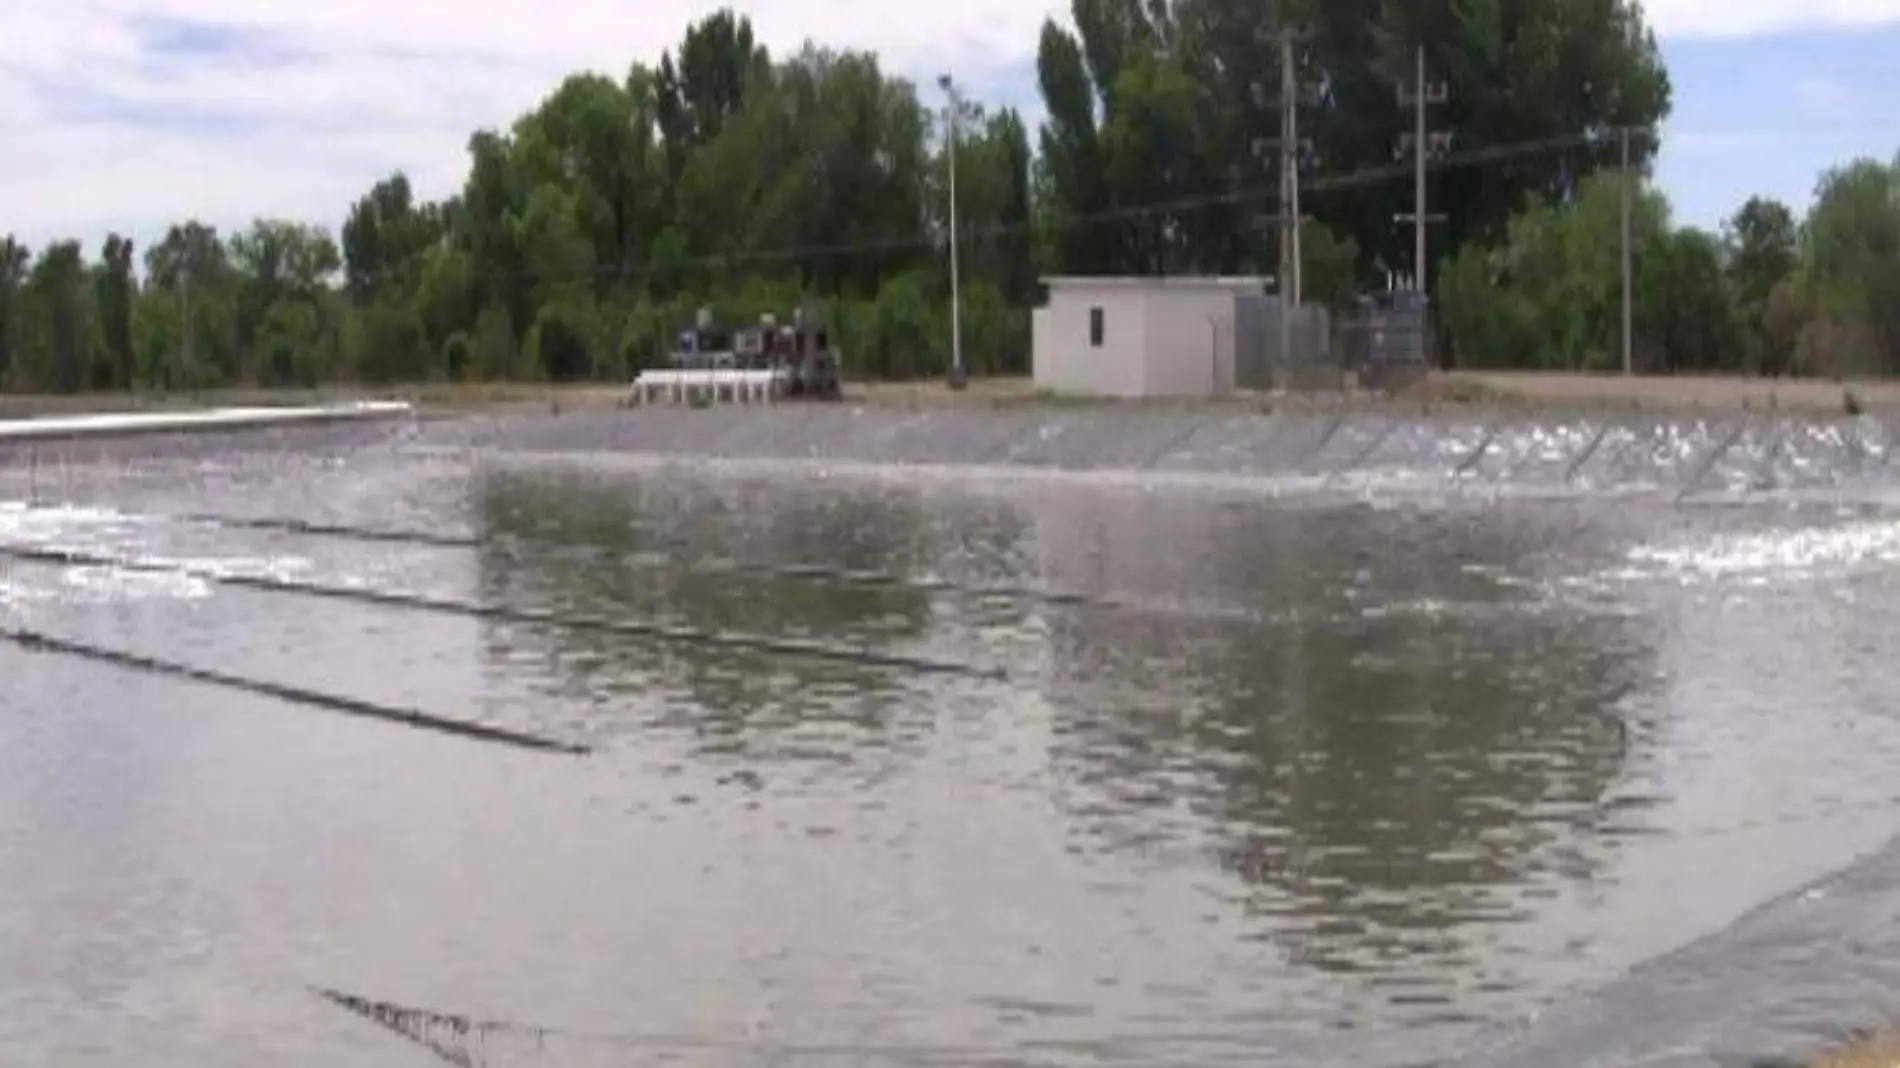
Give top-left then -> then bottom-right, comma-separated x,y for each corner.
629,307 -> 842,405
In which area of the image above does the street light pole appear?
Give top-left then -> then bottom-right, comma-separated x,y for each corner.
1621,125 -> 1634,377
939,73 -> 967,390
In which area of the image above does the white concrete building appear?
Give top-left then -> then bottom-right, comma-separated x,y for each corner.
1031,275 -> 1273,398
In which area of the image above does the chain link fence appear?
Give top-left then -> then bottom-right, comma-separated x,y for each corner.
1224,290 -> 1434,394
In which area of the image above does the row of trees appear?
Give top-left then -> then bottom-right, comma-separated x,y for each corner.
2,8 -> 1036,393
0,1 -> 1894,392
1439,156 -> 1900,377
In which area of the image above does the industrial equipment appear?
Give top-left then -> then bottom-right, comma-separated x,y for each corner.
630,306 -> 843,405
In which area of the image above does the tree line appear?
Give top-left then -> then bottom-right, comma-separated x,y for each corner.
1440,159 -> 1900,377
0,0 -> 1895,394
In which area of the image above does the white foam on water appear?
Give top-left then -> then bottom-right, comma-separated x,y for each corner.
0,499 -> 318,605
1623,518 -> 1900,586
0,499 -> 145,536
59,565 -> 214,602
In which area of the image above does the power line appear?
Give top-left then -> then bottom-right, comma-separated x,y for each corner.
341,127 -> 1632,288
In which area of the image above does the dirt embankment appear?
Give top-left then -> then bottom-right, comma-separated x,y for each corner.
1445,371 -> 1899,415
2,370 -> 1892,421
1811,1031 -> 1900,1068
847,373 -> 1896,416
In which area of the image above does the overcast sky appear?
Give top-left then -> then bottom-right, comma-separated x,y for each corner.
4,0 -> 1899,254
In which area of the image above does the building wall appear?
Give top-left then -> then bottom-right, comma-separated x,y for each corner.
1034,278 -> 1279,397
1234,294 -> 1273,390
1030,306 -> 1054,387
1033,284 -> 1150,397
1142,287 -> 1239,396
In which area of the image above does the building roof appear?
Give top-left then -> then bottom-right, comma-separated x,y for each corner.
1041,274 -> 1275,291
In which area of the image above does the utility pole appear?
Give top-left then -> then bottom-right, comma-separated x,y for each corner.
1621,125 -> 1634,376
938,73 -> 966,390
1412,46 -> 1427,290
1277,29 -> 1295,377
1281,29 -> 1300,308
180,260 -> 192,392
1272,18 -> 1318,383
1393,45 -> 1450,293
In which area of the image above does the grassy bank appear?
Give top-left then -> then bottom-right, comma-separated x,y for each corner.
1,370 -> 1894,421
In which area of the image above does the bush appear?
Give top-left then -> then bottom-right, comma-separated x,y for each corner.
528,301 -> 595,381
354,301 -> 430,384
441,331 -> 473,382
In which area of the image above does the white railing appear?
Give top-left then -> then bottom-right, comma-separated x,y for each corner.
628,368 -> 784,405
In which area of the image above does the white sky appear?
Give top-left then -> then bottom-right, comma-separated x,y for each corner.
4,0 -> 1899,251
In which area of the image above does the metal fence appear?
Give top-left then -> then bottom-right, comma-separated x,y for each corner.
1336,291 -> 1433,391
1199,289 -> 1435,395
1233,296 -> 1337,392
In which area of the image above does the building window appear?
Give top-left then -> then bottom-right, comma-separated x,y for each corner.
1089,307 -> 1105,347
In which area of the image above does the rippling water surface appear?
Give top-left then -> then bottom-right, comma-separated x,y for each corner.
2,413 -> 1899,1067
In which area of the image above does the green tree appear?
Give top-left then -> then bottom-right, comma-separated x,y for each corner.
527,299 -> 597,381
1724,196 -> 1800,374
656,9 -> 769,173
143,221 -> 240,385
20,241 -> 100,393
513,72 -> 663,287
1438,173 -> 1670,371
1641,228 -> 1746,373
1799,155 -> 1900,375
354,300 -> 430,384
32,5 -> 1900,392
1300,219 -> 1362,311
0,238 -> 26,387
341,173 -> 448,306
229,219 -> 340,382
470,305 -> 519,381
255,298 -> 327,386
95,235 -> 136,390
1035,0 -> 1672,283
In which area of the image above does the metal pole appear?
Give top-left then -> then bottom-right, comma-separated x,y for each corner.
1209,315 -> 1218,393
1277,29 -> 1294,387
1414,45 -> 1427,295
1285,29 -> 1301,309
180,261 -> 192,392
1621,126 -> 1633,376
942,76 -> 966,390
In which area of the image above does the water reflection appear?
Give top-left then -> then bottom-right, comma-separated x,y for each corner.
14,418 -> 1900,1067
465,463 -> 1032,767
1022,489 -> 1655,1007
464,462 -> 1663,1018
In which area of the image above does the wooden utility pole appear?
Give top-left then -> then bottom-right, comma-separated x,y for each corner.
1273,18 -> 1318,380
